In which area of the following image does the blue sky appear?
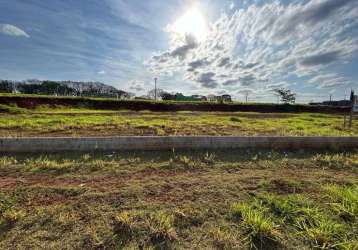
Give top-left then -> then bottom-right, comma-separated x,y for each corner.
0,0 -> 357,102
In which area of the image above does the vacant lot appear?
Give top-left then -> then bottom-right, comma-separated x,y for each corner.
0,104 -> 356,137
0,150 -> 357,249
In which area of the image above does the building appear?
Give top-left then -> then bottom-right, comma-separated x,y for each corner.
207,94 -> 232,103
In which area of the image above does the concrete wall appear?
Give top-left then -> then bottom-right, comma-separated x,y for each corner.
0,136 -> 357,153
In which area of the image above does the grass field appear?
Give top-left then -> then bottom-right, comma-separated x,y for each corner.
0,104 -> 357,137
0,149 -> 357,249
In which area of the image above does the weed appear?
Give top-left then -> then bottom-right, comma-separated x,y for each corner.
324,184 -> 358,222
24,156 -> 75,174
230,117 -> 242,122
0,103 -> 28,114
81,154 -> 91,161
113,211 -> 135,245
231,202 -> 281,249
300,219 -> 346,249
259,193 -> 351,249
0,156 -> 18,166
0,192 -> 14,216
334,241 -> 358,250
169,154 -> 203,169
313,153 -> 358,169
148,212 -> 177,249
202,152 -> 216,165
172,209 -> 203,229
0,192 -> 22,230
259,194 -> 300,223
211,227 -> 238,249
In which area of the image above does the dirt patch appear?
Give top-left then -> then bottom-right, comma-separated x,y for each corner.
0,176 -> 18,189
266,178 -> 305,194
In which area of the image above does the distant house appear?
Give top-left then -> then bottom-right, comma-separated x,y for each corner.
162,93 -> 207,102
207,94 -> 232,103
191,95 -> 207,101
222,94 -> 232,102
207,95 -> 217,102
310,100 -> 351,107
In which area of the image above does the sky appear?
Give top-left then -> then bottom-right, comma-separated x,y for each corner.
0,0 -> 357,103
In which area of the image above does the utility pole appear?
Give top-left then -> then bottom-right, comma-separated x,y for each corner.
349,90 -> 355,128
329,94 -> 332,103
154,77 -> 157,101
245,93 -> 248,103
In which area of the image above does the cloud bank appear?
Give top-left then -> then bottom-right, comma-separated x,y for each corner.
146,0 -> 358,98
0,24 -> 29,38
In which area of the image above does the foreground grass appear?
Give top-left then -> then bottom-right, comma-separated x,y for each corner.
0,150 -> 357,249
0,104 -> 356,136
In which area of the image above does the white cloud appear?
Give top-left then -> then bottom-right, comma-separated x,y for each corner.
127,80 -> 146,92
97,70 -> 106,75
0,24 -> 30,38
146,0 -> 358,97
229,2 -> 235,10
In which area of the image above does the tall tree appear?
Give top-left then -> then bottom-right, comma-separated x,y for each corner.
273,88 -> 296,104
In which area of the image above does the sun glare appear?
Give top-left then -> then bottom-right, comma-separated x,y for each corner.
172,7 -> 208,41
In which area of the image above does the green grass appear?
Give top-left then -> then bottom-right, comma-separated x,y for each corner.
0,150 -> 357,249
0,105 -> 356,136
324,185 -> 358,222
231,202 -> 281,249
0,104 -> 28,114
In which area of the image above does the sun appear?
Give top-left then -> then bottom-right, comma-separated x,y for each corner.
172,7 -> 208,42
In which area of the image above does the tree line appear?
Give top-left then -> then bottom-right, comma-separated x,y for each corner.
1,79 -> 297,104
0,80 -> 132,99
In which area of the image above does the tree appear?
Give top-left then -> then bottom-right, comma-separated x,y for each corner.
273,88 -> 296,104
161,92 -> 176,101
0,80 -> 14,93
147,88 -> 165,100
18,83 -> 41,94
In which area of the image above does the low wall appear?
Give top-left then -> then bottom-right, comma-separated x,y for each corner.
0,136 -> 357,153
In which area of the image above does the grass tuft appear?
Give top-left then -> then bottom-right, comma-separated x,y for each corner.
113,211 -> 135,246
231,202 -> 281,249
211,227 -> 239,249
0,103 -> 28,114
324,184 -> 358,222
230,117 -> 242,122
148,212 -> 177,248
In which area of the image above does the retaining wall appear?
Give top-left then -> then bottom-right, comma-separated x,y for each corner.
0,136 -> 357,153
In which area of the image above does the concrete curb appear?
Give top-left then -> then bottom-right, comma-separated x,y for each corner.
0,136 -> 357,153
